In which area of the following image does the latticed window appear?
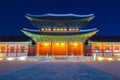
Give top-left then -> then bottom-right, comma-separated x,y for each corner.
105,46 -> 110,52
95,46 -> 99,52
115,46 -> 119,52
1,46 -> 5,53
95,46 -> 99,50
21,46 -> 25,53
10,46 -> 14,53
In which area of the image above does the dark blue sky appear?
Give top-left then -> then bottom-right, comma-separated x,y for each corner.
0,0 -> 120,36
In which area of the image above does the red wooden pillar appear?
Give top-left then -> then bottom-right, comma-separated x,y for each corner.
67,42 -> 69,56
50,42 -> 52,56
111,44 -> 114,56
6,44 -> 8,56
16,44 -> 18,57
102,44 -> 104,57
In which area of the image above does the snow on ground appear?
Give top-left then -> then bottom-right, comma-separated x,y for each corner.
0,61 -> 119,80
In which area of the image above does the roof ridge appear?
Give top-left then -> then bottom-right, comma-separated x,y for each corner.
26,13 -> 94,17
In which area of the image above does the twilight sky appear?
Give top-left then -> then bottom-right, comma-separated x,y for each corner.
0,0 -> 120,36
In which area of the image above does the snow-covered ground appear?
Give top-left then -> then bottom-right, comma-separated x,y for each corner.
0,61 -> 119,80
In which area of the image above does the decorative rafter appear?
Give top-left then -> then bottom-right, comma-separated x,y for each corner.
22,30 -> 98,42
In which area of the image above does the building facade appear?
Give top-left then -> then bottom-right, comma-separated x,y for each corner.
22,13 -> 98,56
0,13 -> 120,58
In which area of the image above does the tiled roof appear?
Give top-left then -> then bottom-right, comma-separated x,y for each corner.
0,36 -> 120,42
26,13 -> 94,20
89,36 -> 120,42
0,36 -> 31,42
22,28 -> 98,35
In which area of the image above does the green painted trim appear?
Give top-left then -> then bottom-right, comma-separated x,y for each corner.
0,42 -> 31,45
22,30 -> 98,42
27,16 -> 94,22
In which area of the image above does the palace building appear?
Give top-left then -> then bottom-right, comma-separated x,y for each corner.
0,13 -> 120,58
22,13 -> 98,56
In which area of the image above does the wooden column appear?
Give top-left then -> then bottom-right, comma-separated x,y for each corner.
6,44 -> 8,56
16,44 -> 17,56
50,42 -> 52,56
111,44 -> 114,56
67,42 -> 69,56
80,42 -> 83,56
102,44 -> 104,57
36,42 -> 39,56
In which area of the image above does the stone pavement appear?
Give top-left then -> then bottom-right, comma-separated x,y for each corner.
0,61 -> 119,80
82,61 -> 120,78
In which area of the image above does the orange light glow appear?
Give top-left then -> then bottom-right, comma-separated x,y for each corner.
74,43 -> 78,46
57,28 -> 60,31
64,28 -> 67,31
97,57 -> 103,61
72,28 -> 75,31
0,58 -> 3,60
61,43 -> 64,46
37,42 -> 83,56
45,28 -> 47,31
48,28 -> 51,31
69,28 -> 72,31
41,28 -> 44,31
44,43 -> 48,46
60,28 -> 63,31
53,28 -> 56,31
76,28 -> 79,31
56,43 -> 59,46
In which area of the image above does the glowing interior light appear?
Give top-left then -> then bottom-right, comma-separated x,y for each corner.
97,57 -> 103,61
74,43 -> 78,46
115,50 -> 119,52
108,58 -> 113,61
95,50 -> 99,52
60,28 -> 63,31
72,28 -> 75,31
18,56 -> 27,61
56,43 -> 59,46
117,59 -> 120,61
45,43 -> 48,46
53,28 -> 56,31
69,28 -> 72,31
57,28 -> 59,31
48,28 -> 51,31
41,28 -> 44,31
64,28 -> 67,31
61,43 -> 64,46
76,28 -> 79,31
45,28 -> 47,31
106,50 -> 109,52
6,57 -> 15,61
0,58 -> 3,60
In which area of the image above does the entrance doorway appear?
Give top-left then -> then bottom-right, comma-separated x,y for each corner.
52,42 -> 68,56
36,42 -> 83,56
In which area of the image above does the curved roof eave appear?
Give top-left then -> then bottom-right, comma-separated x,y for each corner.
25,17 -> 94,22
23,28 -> 40,32
25,13 -> 95,24
21,28 -> 98,36
26,13 -> 94,17
23,28 -> 97,33
21,29 -> 98,42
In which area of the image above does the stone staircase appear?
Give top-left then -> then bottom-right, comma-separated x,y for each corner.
26,56 -> 93,61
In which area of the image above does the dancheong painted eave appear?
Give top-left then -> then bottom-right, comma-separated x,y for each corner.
25,13 -> 95,22
25,13 -> 95,28
21,29 -> 99,42
25,13 -> 95,20
22,28 -> 98,35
